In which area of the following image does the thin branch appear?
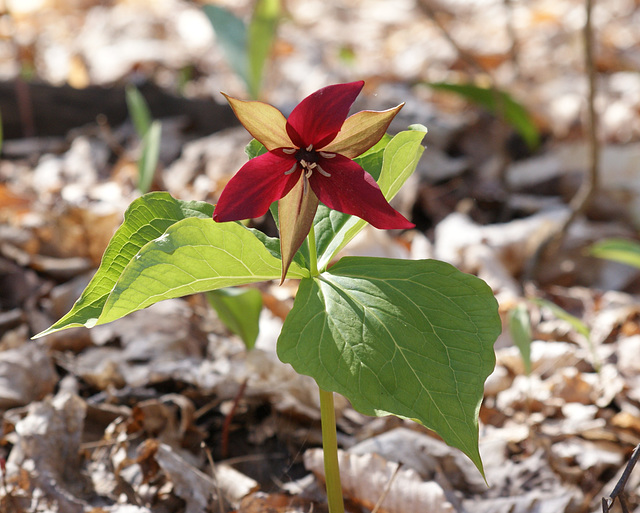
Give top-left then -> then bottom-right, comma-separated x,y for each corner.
602,443 -> 640,513
524,0 -> 600,280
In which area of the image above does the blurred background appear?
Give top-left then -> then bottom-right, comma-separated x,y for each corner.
2,1 -> 640,512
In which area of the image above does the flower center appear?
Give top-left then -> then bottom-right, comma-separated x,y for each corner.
283,145 -> 333,178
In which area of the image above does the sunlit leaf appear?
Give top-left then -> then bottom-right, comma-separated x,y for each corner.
590,238 -> 640,269
97,218 -> 307,325
315,126 -> 426,270
35,192 -> 214,337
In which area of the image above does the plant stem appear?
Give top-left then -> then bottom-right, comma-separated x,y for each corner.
308,222 -> 319,276
318,387 -> 344,513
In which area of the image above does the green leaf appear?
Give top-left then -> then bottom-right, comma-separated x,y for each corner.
315,127 -> 426,270
247,0 -> 280,99
531,297 -> 600,371
531,298 -> 590,340
590,238 -> 640,268
35,192 -> 214,337
508,304 -> 532,375
138,120 -> 161,194
206,287 -> 262,350
429,82 -> 540,150
97,218 -> 307,325
278,257 -> 499,476
125,85 -> 152,137
203,5 -> 248,86
245,138 -> 268,160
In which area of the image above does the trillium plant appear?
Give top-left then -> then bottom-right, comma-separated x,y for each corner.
37,81 -> 500,512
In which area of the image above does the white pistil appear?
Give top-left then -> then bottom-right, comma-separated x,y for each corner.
284,162 -> 298,175
306,144 -> 313,151
319,151 -> 336,159
282,148 -> 296,155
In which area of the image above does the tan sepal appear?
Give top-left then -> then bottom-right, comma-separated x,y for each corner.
278,175 -> 319,284
322,104 -> 404,158
222,93 -> 293,151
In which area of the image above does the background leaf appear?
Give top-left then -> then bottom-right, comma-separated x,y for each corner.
137,120 -> 161,194
429,82 -> 540,150
315,126 -> 426,270
277,257 -> 500,475
125,85 -> 152,138
203,5 -> 248,86
508,304 -> 532,375
35,192 -> 213,337
206,287 -> 262,350
247,0 -> 280,99
590,238 -> 640,268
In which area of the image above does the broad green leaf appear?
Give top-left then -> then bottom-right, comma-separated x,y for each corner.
247,0 -> 280,99
138,120 -> 161,194
278,257 -> 499,475
429,82 -> 540,150
98,217 -> 308,325
206,287 -> 262,350
35,192 -> 214,337
126,85 -> 152,138
316,126 -> 426,270
590,238 -> 640,268
203,5 -> 248,86
508,304 -> 532,375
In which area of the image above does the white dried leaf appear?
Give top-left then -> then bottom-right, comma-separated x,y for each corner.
304,449 -> 455,513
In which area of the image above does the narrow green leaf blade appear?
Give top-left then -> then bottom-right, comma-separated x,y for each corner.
137,120 -> 161,194
429,82 -> 540,150
247,0 -> 280,99
203,5 -> 249,87
206,287 -> 262,350
98,218 -> 308,325
508,304 -> 532,375
316,127 -> 426,270
590,238 -> 640,269
277,257 -> 500,475
125,84 -> 152,137
532,298 -> 590,340
35,192 -> 214,337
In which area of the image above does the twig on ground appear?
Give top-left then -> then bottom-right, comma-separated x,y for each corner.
221,377 -> 249,459
370,462 -> 402,513
602,443 -> 640,513
525,0 -> 600,280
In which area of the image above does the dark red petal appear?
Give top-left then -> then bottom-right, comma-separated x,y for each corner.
213,151 -> 299,222
310,155 -> 414,229
286,81 -> 364,150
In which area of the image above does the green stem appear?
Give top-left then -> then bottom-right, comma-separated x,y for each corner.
308,222 -> 319,276
318,387 -> 344,513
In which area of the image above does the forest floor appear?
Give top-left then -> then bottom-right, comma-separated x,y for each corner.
2,0 -> 640,512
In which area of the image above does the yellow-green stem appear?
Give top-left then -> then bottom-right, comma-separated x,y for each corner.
318,387 -> 344,513
308,222 -> 319,275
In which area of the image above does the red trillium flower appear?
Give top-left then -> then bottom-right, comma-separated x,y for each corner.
213,81 -> 414,279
